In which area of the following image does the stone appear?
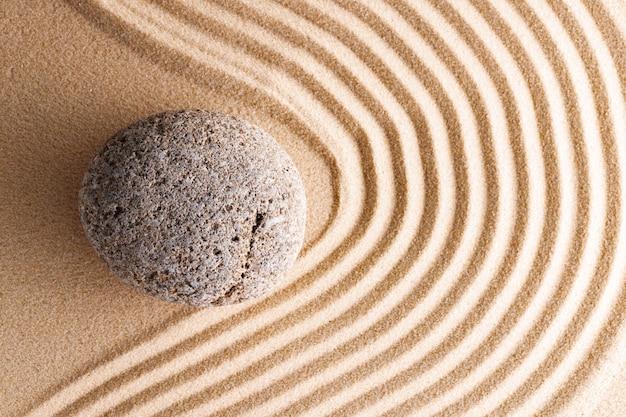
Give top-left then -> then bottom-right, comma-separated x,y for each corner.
78,110 -> 306,307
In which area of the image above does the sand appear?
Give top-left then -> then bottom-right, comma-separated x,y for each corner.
2,0 -> 626,415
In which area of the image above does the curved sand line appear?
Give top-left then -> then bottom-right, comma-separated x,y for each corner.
70,1 -> 422,414
22,0 -> 626,416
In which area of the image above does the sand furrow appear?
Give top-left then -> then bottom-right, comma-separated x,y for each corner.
10,0 -> 626,416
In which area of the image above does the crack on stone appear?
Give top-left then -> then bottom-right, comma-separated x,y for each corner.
252,212 -> 265,234
223,283 -> 239,298
214,282 -> 242,305
241,212 -> 265,280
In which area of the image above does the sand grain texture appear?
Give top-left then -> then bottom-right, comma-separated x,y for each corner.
2,0 -> 626,416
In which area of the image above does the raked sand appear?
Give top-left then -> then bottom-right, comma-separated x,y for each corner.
2,0 -> 626,415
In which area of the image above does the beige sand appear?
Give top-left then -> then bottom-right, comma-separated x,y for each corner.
2,0 -> 626,415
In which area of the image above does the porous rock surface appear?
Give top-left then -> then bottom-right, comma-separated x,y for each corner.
78,110 -> 306,307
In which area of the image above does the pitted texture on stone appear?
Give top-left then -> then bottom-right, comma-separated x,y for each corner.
78,110 -> 306,307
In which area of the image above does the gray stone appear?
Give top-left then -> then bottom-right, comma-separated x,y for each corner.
78,110 -> 306,307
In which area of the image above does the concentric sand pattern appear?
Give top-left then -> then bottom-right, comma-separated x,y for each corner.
25,0 -> 626,415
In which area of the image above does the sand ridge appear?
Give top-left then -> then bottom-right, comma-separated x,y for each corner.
2,0 -> 626,416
